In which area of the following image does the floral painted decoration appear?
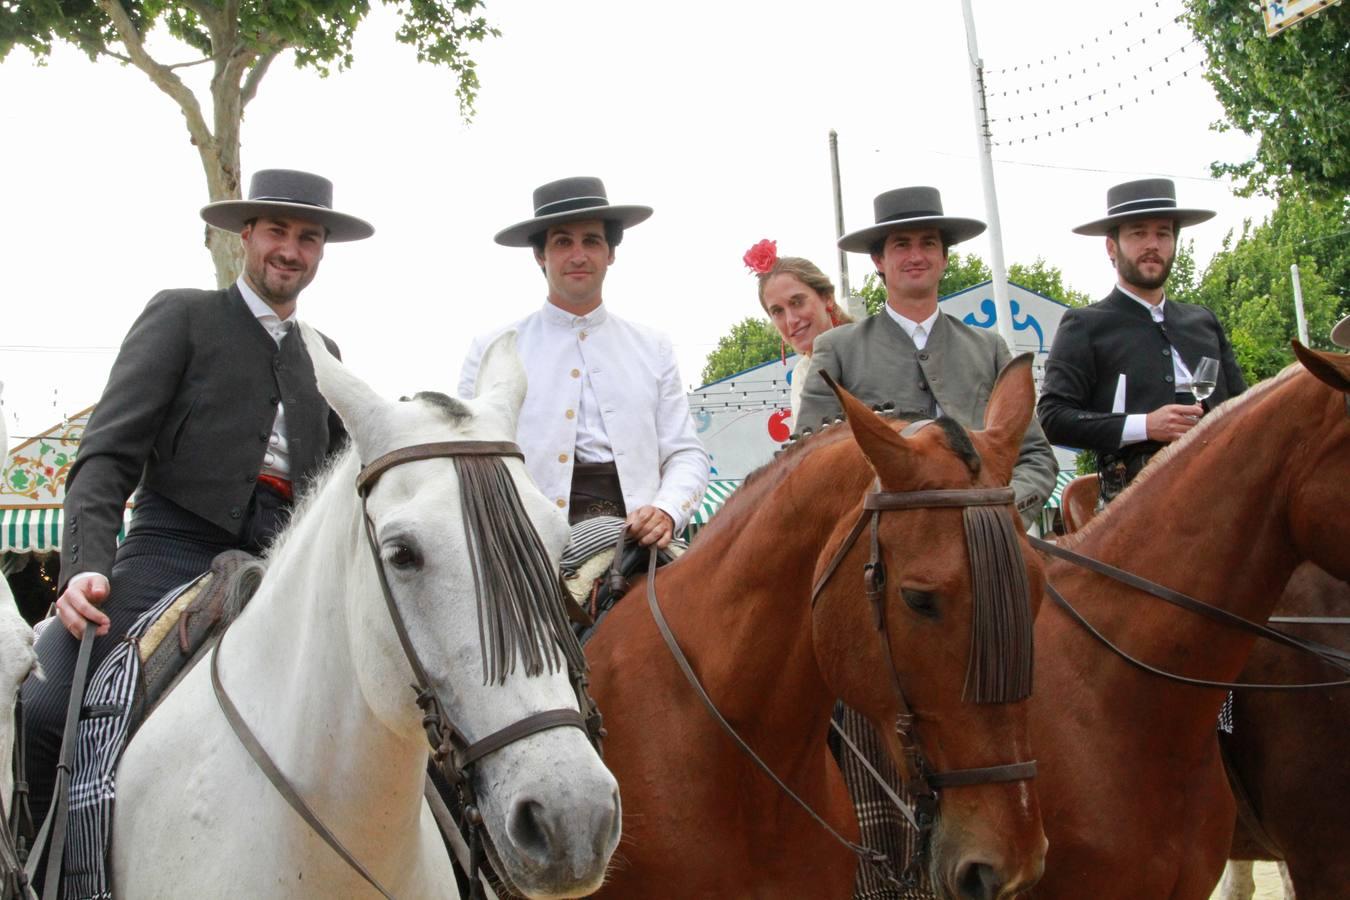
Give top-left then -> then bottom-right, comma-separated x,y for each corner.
742,239 -> 778,275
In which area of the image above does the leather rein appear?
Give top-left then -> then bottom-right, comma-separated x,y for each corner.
1030,536 -> 1350,689
646,474 -> 1037,889
213,440 -> 599,900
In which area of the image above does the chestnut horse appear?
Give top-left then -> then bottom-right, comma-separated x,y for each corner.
587,358 -> 1047,899
1222,562 -> 1350,900
1028,345 -> 1350,899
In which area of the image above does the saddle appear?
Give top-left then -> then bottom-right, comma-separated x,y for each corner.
559,517 -> 685,643
61,550 -> 258,900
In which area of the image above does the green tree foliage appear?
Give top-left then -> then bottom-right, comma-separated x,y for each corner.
700,316 -> 782,385
854,252 -> 1089,315
1007,259 -> 1092,307
1189,193 -> 1348,382
1183,0 -> 1349,198
0,0 -> 497,284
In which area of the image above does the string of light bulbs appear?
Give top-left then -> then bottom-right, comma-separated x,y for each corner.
990,1 -> 1170,78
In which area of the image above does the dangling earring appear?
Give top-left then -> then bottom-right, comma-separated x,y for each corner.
827,303 -> 840,327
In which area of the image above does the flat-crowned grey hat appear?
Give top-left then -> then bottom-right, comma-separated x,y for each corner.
1332,314 -> 1350,349
200,169 -> 374,242
837,186 -> 986,254
1073,177 -> 1215,236
494,176 -> 652,247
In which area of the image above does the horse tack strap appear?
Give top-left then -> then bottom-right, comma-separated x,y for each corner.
356,441 -> 524,493
864,487 -> 1015,510
210,637 -> 399,900
1033,537 -> 1350,690
642,554 -> 890,874
455,709 -> 588,770
926,761 -> 1037,789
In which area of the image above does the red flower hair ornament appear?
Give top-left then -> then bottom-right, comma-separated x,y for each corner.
742,239 -> 778,275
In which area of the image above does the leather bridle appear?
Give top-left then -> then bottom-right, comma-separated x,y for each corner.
214,440 -> 602,900
647,438 -> 1038,889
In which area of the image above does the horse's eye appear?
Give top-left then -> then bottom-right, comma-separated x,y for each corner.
903,588 -> 939,618
386,544 -> 421,570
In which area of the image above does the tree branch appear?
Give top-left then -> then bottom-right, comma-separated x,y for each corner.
240,50 -> 280,108
93,0 -> 213,151
165,57 -> 213,71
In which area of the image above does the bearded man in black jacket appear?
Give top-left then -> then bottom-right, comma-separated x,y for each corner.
1038,178 -> 1245,503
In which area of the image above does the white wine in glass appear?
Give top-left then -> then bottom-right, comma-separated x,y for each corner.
1191,357 -> 1220,403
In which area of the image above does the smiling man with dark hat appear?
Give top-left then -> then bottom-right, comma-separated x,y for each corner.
1038,177 -> 1245,504
22,168 -> 369,829
799,185 -> 1058,527
458,176 -> 708,548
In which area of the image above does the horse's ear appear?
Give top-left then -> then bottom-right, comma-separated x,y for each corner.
975,353 -> 1036,485
822,372 -> 918,483
473,330 -> 527,435
297,322 -> 391,453
1294,341 -> 1350,394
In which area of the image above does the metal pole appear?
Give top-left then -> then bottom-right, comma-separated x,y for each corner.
1290,264 -> 1310,345
960,0 -> 1016,349
829,130 -> 863,319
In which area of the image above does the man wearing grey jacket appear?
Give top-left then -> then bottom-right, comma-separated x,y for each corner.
798,186 -> 1057,527
22,169 -> 371,828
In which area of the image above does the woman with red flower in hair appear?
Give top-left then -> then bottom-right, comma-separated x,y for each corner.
743,239 -> 852,423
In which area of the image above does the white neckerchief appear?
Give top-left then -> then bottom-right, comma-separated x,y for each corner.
237,277 -> 292,479
541,300 -> 613,462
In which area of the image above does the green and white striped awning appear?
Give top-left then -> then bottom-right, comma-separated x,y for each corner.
1045,471 -> 1076,509
689,479 -> 740,528
0,506 -> 131,554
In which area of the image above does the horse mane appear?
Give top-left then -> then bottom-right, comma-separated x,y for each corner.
695,410 -> 980,544
1061,362 -> 1304,550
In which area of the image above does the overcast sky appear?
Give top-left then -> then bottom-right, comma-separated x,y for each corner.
0,0 -> 1275,445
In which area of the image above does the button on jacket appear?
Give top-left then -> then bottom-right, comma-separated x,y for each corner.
459,302 -> 710,532
60,285 -> 344,589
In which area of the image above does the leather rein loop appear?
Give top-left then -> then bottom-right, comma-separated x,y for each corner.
1031,536 -> 1350,690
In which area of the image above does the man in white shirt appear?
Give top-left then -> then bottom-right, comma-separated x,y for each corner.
1038,178 -> 1246,502
458,177 -> 709,548
797,185 -> 1057,527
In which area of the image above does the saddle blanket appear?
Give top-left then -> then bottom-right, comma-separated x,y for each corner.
560,516 -> 685,642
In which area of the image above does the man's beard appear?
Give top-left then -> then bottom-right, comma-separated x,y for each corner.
248,259 -> 310,304
1117,251 -> 1173,291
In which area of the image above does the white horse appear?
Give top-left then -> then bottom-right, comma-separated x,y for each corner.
112,332 -> 620,898
1,383 -> 40,821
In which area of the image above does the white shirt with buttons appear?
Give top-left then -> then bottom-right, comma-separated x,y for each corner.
1116,287 -> 1195,447
236,277 -> 292,479
458,301 -> 710,532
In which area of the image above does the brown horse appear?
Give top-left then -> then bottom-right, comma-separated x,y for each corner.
586,358 -> 1047,899
1223,562 -> 1350,900
1028,345 -> 1350,899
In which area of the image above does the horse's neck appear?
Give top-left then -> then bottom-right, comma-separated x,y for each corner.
220,470 -> 428,841
654,481 -> 851,766
1052,391 -> 1300,741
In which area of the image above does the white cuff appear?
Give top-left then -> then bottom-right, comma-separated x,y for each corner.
1120,414 -> 1149,446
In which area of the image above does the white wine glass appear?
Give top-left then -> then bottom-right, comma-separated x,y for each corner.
1191,357 -> 1220,408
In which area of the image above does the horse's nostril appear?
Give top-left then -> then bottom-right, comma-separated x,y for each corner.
955,860 -> 1002,900
507,798 -> 554,859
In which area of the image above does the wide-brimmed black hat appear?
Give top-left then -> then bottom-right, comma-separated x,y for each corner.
1073,178 -> 1214,236
200,169 -> 374,242
1333,314 -> 1350,350
494,176 -> 652,247
837,186 -> 986,254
